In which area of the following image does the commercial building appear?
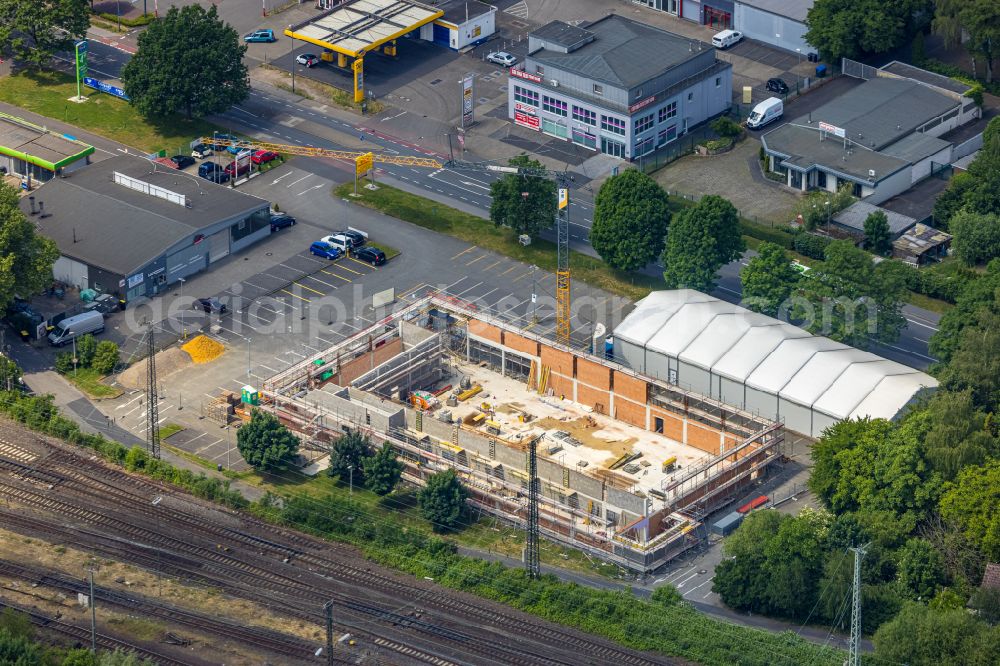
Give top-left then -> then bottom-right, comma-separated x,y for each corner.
612,290 -> 938,438
418,0 -> 496,50
258,294 -> 784,572
761,66 -> 980,204
507,15 -> 732,160
18,154 -> 271,302
0,112 -> 94,186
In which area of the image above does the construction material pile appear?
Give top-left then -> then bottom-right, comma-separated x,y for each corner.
181,335 -> 225,364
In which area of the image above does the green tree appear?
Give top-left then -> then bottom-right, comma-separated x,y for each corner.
54,351 -> 75,375
950,210 -> 1000,267
0,0 -> 89,67
94,651 -> 157,666
0,355 -> 21,391
488,155 -> 557,238
418,468 -> 467,531
0,627 -> 38,665
934,0 -> 1000,83
0,183 -> 59,310
873,602 -> 1000,666
805,0 -> 932,61
91,341 -> 120,375
791,241 -> 907,347
236,409 -> 299,472
740,242 -> 800,315
938,308 -> 1000,411
921,390 -> 999,480
327,429 -> 371,485
661,195 -> 744,293
363,443 -> 403,496
0,608 -> 32,640
863,210 -> 892,255
61,649 -> 97,666
970,586 -> 1000,625
939,459 -> 1000,561
590,169 -> 671,271
930,259 -> 1000,363
794,184 -> 853,231
120,5 -> 249,119
75,333 -> 97,367
896,538 -> 946,600
932,171 -> 975,229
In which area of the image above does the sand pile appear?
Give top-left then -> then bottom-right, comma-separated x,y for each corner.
182,335 -> 225,364
118,347 -> 194,390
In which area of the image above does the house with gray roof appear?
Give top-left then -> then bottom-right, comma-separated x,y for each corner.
507,14 -> 731,160
761,67 -> 980,204
19,154 -> 271,303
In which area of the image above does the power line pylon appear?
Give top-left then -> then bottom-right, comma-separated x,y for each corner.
525,435 -> 540,578
555,183 -> 571,346
145,322 -> 160,459
848,543 -> 869,666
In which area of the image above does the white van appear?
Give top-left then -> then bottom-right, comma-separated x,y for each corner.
746,97 -> 783,129
712,30 -> 743,49
48,310 -> 104,346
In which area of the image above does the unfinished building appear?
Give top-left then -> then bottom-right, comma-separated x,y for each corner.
261,295 -> 783,573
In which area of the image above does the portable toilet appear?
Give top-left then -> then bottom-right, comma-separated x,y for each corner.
241,385 -> 259,405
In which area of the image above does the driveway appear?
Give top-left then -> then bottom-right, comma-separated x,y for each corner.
653,137 -> 800,224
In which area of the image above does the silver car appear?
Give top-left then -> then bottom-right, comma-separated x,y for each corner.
487,51 -> 517,67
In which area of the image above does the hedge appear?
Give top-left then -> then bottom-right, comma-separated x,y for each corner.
741,221 -> 796,249
793,233 -> 832,259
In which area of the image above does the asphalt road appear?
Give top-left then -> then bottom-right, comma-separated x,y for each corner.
68,40 -> 938,369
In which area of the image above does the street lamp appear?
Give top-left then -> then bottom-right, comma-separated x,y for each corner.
347,464 -> 354,495
247,337 -> 252,377
178,277 -> 186,339
825,200 -> 831,226
289,26 -> 296,94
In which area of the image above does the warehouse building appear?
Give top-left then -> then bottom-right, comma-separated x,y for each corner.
507,15 -> 732,160
258,294 -> 784,572
761,70 -> 979,204
612,290 -> 938,437
19,154 -> 271,302
419,0 -> 496,50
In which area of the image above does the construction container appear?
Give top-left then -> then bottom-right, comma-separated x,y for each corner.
241,385 -> 259,406
711,511 -> 744,536
662,456 -> 677,473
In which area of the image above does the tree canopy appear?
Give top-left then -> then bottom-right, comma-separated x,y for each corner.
0,182 -> 58,310
0,0 -> 89,67
863,210 -> 892,255
236,409 -> 299,472
929,259 -> 1000,364
488,155 -> 557,238
873,602 -> 1000,666
590,169 -> 671,271
740,242 -> 800,316
934,0 -> 1000,83
805,0 -> 933,62
120,5 -> 250,119
418,468 -> 467,531
939,459 -> 1000,561
661,195 -> 744,293
950,210 -> 1000,267
363,443 -> 404,496
327,430 -> 371,484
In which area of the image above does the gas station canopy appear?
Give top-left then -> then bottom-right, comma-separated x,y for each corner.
285,0 -> 443,57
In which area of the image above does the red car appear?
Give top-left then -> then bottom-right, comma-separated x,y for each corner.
224,161 -> 251,176
251,150 -> 278,165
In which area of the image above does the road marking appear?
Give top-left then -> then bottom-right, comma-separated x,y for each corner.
321,269 -> 352,282
116,394 -> 143,410
341,259 -> 368,273
684,576 -> 714,596
281,288 -> 311,302
482,259 -> 504,271
286,174 -> 312,188
297,184 -> 324,196
511,270 -> 534,282
302,274 -> 340,290
465,254 -> 487,266
499,265 -> 519,276
676,571 -> 701,588
232,105 -> 260,117
451,247 -> 477,260
293,281 -> 325,296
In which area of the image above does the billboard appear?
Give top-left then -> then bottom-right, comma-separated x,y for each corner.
819,121 -> 845,138
510,68 -> 543,83
514,111 -> 539,130
462,74 -> 474,128
84,77 -> 129,100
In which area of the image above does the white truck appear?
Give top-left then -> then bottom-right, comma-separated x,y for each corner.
48,310 -> 104,346
746,97 -> 783,129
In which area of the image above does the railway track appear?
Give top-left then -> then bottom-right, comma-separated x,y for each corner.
0,437 -> 678,666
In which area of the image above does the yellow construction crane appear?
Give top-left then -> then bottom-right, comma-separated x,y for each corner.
201,136 -> 574,345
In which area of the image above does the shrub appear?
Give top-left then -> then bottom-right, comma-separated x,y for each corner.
741,221 -> 795,249
76,334 -> 97,367
54,352 -> 75,375
92,341 -> 120,375
710,116 -> 742,138
793,233 -> 832,259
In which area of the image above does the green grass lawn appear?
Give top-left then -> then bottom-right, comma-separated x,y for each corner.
369,242 -> 401,260
160,423 -> 184,440
0,70 -> 222,154
65,367 -> 122,399
334,182 -> 661,301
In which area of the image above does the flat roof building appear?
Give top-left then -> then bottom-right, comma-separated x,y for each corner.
507,14 -> 731,160
762,68 -> 980,204
0,112 -> 94,186
831,201 -> 917,239
19,155 -> 271,302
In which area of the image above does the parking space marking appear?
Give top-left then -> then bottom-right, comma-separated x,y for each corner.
321,269 -> 352,282
281,289 -> 311,302
511,269 -> 534,282
465,254 -> 487,267
292,281 -> 325,296
343,258 -> 370,272
451,246 -> 476,260
482,259 -> 504,272
302,274 -> 341,290
498,265 -> 519,276
259,364 -> 279,373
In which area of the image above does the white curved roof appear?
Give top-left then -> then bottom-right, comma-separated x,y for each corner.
613,290 -> 938,423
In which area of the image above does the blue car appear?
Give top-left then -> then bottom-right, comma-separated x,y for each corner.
310,241 -> 342,260
244,29 -> 276,43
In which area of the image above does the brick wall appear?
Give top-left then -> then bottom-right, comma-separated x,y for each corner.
649,407 -> 684,441
333,338 -> 403,386
614,398 -> 646,429
540,344 -> 574,377
687,422 -> 722,455
577,358 -> 611,390
613,371 -> 647,403
577,384 -> 611,413
468,319 -> 502,343
504,331 -> 539,357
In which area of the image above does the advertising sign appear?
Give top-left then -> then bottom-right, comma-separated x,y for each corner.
818,121 -> 845,138
628,96 -> 655,113
83,77 -> 129,100
355,152 -> 374,176
462,74 -> 474,128
510,68 -> 543,83
558,188 -> 569,210
352,58 -> 365,103
74,40 -> 88,99
514,101 -> 537,114
514,111 -> 540,130
127,273 -> 144,289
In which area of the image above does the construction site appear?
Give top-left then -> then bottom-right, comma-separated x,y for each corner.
257,293 -> 784,573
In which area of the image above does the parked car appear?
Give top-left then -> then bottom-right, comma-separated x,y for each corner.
244,29 -> 276,43
320,234 -> 355,254
270,213 -> 296,231
48,311 -> 104,346
310,241 -> 342,260
170,155 -> 195,169
251,150 -> 278,165
334,227 -> 367,248
224,161 -> 251,177
746,97 -> 784,129
190,143 -> 214,159
295,53 -> 320,67
193,297 -> 227,314
711,29 -> 743,49
766,78 -> 789,95
351,246 -> 386,266
486,51 -> 517,67
208,133 -> 239,151
198,162 -> 230,183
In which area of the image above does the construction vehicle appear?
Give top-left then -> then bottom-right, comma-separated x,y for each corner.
199,136 -> 575,345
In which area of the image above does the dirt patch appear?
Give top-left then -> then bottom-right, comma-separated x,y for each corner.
117,347 -> 193,390
535,416 -> 637,456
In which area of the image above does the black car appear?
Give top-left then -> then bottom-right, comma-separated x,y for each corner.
200,170 -> 230,184
208,133 -> 239,151
766,78 -> 789,95
336,229 -> 367,248
193,297 -> 227,314
170,155 -> 196,169
351,246 -> 386,266
270,213 -> 296,232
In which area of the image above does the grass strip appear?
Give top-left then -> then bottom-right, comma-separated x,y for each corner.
65,367 -> 122,399
0,70 -> 221,154
334,182 -> 660,301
